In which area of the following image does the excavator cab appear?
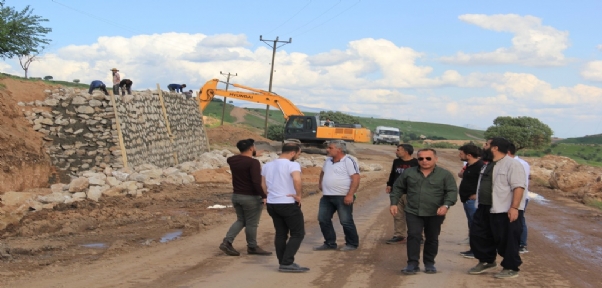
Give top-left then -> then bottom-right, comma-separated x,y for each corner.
284,116 -> 320,144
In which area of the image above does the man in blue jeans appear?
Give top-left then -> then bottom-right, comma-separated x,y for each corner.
219,139 -> 272,256
314,140 -> 360,252
457,144 -> 484,259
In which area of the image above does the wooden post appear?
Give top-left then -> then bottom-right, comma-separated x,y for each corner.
110,91 -> 128,168
157,84 -> 178,165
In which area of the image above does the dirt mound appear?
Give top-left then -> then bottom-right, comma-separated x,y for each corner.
528,155 -> 602,203
206,125 -> 271,146
0,77 -> 55,193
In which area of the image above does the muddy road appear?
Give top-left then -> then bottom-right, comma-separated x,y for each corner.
2,144 -> 601,287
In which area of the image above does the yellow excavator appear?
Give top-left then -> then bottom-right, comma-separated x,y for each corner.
198,79 -> 371,146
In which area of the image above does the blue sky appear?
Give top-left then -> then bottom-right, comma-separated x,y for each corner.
3,0 -> 602,138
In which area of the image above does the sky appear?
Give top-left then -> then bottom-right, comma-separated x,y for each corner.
3,0 -> 602,138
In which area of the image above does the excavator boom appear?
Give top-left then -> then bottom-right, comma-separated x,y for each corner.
198,79 -> 303,120
197,78 -> 372,145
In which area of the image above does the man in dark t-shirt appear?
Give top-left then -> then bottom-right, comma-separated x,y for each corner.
219,139 -> 272,257
457,144 -> 484,258
385,144 -> 419,244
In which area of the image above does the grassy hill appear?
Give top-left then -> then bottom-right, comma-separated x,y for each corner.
206,103 -> 485,140
558,134 -> 602,144
1,73 -> 89,89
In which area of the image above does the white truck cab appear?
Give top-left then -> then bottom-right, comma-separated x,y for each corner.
373,126 -> 400,145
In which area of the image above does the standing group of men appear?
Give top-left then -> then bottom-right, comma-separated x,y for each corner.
219,139 -> 360,272
385,137 -> 530,279
216,136 -> 530,278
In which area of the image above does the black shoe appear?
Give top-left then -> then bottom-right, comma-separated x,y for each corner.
386,236 -> 406,244
247,246 -> 272,256
425,264 -> 437,274
219,239 -> 240,256
313,244 -> 337,251
279,263 -> 310,273
402,264 -> 420,275
460,250 -> 475,259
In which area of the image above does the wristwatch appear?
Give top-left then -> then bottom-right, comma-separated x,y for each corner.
444,205 -> 450,209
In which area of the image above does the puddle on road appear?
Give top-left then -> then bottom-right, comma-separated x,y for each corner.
80,243 -> 107,249
160,230 -> 183,243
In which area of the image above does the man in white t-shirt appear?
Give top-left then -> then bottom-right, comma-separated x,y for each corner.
261,143 -> 309,273
314,140 -> 360,252
508,143 -> 530,253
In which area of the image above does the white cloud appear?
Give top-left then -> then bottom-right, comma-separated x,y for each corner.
441,14 -> 570,66
198,34 -> 250,48
581,61 -> 602,82
491,72 -> 602,105
4,32 -> 602,137
597,44 -> 602,51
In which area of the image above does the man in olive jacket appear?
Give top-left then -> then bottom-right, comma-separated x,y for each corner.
390,148 -> 458,275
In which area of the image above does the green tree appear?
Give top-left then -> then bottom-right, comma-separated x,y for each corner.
484,116 -> 553,150
319,111 -> 360,125
267,124 -> 284,141
0,1 -> 52,59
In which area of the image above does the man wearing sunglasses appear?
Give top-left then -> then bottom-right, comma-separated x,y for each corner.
389,148 -> 457,275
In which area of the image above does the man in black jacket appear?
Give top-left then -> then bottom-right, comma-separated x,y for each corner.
457,144 -> 484,259
385,144 -> 419,244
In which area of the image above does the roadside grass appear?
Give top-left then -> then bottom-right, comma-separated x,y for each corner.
522,143 -> 602,167
584,199 -> 602,211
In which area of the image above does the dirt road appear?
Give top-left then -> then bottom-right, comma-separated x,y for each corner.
3,145 -> 602,287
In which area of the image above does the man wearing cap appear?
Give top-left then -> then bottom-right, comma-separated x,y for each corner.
111,68 -> 121,95
219,139 -> 272,257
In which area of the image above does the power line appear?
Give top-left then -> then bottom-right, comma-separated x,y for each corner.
50,0 -> 197,55
293,0 -> 361,38
282,0 -> 342,36
264,0 -> 312,36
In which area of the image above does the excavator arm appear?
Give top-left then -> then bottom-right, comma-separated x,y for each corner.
198,79 -> 304,120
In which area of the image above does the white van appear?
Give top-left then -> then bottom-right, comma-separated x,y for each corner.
373,126 -> 400,145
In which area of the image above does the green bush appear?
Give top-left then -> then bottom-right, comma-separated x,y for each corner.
267,124 -> 284,141
73,79 -> 80,83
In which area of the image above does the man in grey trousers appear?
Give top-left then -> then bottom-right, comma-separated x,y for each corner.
219,139 -> 272,256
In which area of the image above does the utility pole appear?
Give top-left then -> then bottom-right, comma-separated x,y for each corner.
219,71 -> 237,126
260,35 -> 292,138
